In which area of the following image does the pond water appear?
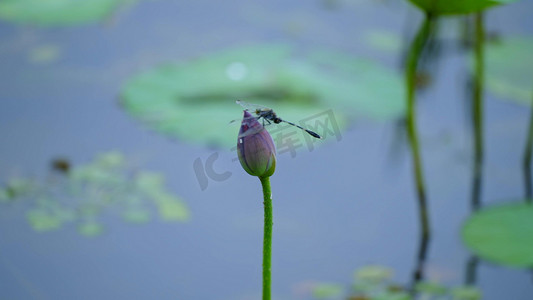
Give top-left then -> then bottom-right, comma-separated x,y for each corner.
1,0 -> 532,299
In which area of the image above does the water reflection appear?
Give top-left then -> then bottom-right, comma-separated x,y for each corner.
523,99 -> 533,201
403,12 -> 439,290
464,255 -> 479,286
469,12 -> 486,213
405,13 -> 434,240
462,12 -> 486,289
410,234 -> 430,287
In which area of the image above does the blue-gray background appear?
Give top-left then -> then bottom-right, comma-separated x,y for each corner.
1,0 -> 532,299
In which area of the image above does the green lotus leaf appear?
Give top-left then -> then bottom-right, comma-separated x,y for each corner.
407,0 -> 518,15
122,208 -> 151,224
78,222 -> 104,237
451,286 -> 482,300
28,44 -> 61,64
152,193 -> 190,222
462,202 -> 533,267
26,209 -> 63,231
79,203 -> 102,217
0,188 -> 9,202
120,44 -> 404,148
95,151 -> 125,168
355,265 -> 394,283
363,30 -> 403,53
6,177 -> 36,197
415,281 -> 447,296
312,283 -> 344,299
373,291 -> 411,300
71,165 -> 122,184
0,0 -> 136,26
481,37 -> 533,105
136,172 -> 166,197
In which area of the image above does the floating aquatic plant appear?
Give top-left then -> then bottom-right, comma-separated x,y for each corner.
408,0 -> 518,15
27,44 -> 62,64
479,37 -> 533,105
0,0 -> 137,26
0,152 -> 189,237
462,202 -> 533,267
120,44 -> 404,148
311,283 -> 344,299
310,265 -> 481,300
363,30 -> 403,54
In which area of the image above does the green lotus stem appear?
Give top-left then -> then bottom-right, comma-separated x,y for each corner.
259,176 -> 272,300
405,13 -> 435,241
237,110 -> 276,299
523,87 -> 533,203
471,12 -> 485,212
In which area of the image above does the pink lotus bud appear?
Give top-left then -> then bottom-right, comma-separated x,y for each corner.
237,111 -> 276,178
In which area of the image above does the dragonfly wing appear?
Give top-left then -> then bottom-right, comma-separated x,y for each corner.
236,100 -> 271,113
238,124 -> 265,138
229,114 -> 257,125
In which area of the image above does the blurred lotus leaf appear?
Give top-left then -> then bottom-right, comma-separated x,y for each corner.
407,0 -> 518,15
414,281 -> 447,296
451,286 -> 482,300
350,265 -> 409,300
120,44 -> 405,148
0,151 -> 189,237
462,202 -> 533,267
373,291 -> 411,300
122,208 -> 151,224
135,172 -> 165,196
28,44 -> 61,64
355,265 -> 393,283
481,37 -> 533,105
0,189 -> 9,202
95,151 -> 125,167
363,31 -> 403,53
27,209 -> 64,231
78,222 -> 105,237
311,265 -> 485,300
312,283 -> 344,299
154,194 -> 190,221
0,177 -> 36,201
0,0 -> 136,26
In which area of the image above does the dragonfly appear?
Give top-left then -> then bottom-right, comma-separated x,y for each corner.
236,100 -> 322,139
